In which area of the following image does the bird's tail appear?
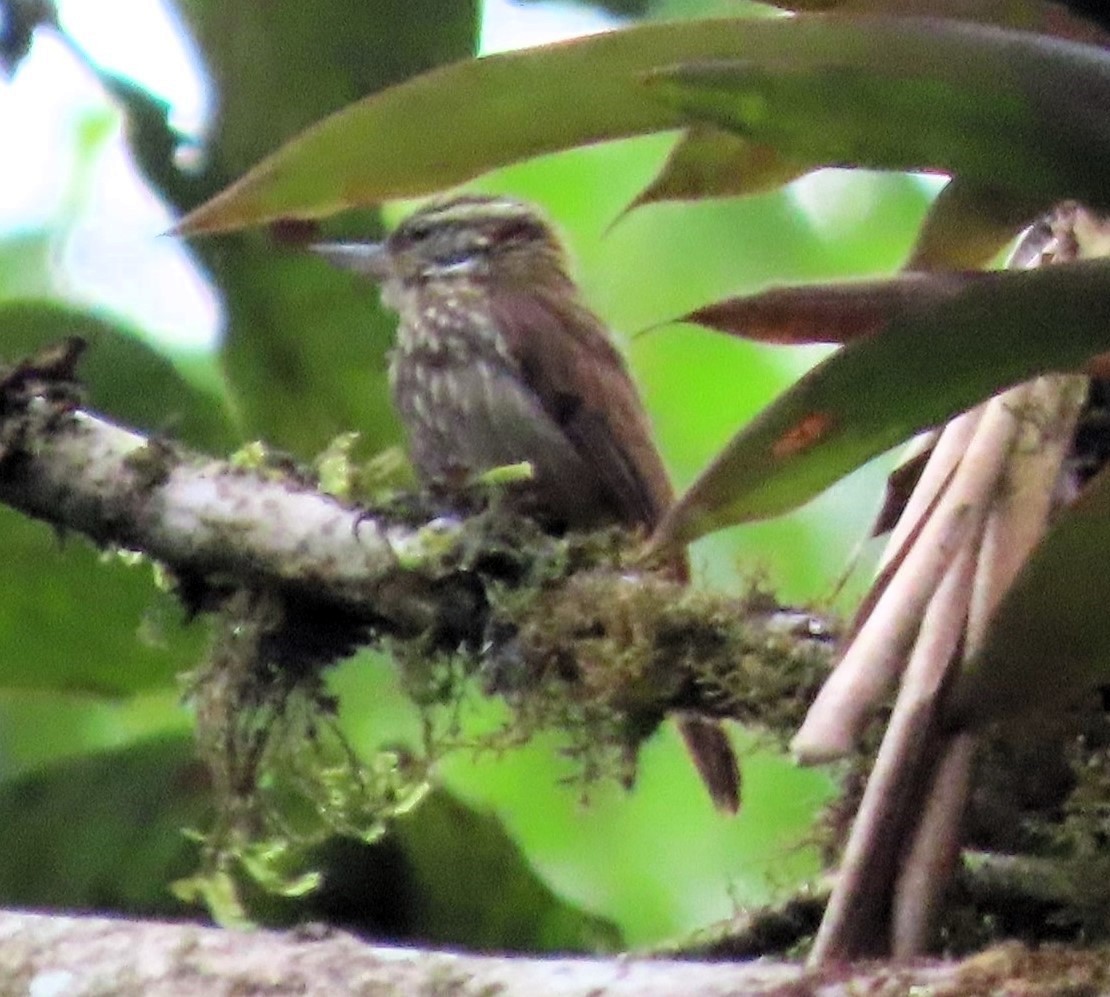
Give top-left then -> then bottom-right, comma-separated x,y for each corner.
677,713 -> 741,814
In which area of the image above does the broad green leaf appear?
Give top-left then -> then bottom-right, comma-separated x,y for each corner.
178,15 -> 1110,236
643,18 -> 1110,212
948,462 -> 1110,727
176,16 -> 769,234
350,790 -> 621,952
0,508 -> 205,696
0,736 -> 209,914
652,259 -> 1110,548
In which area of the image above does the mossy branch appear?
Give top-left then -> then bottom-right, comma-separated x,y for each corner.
0,348 -> 835,744
0,341 -> 846,919
8,347 -> 1110,960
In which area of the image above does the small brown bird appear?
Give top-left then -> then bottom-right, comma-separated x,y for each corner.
312,194 -> 739,812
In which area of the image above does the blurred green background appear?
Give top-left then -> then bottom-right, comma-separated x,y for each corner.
0,0 -> 937,950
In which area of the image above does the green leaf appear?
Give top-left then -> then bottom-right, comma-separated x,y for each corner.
178,15 -> 1110,236
652,259 -> 1110,548
906,179 -> 1042,272
364,790 -> 622,952
948,462 -> 1110,727
0,231 -> 56,299
166,15 -> 889,235
176,15 -> 710,233
622,126 -> 809,213
643,18 -> 1110,212
0,736 -> 209,915
0,509 -> 206,696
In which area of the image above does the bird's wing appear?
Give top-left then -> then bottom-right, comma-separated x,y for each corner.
489,287 -> 674,532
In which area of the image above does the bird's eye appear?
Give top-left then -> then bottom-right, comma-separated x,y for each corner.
402,219 -> 433,243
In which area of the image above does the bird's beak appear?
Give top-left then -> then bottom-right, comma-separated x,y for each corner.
309,240 -> 390,281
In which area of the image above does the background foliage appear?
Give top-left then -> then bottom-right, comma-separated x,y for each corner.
0,0 -> 938,948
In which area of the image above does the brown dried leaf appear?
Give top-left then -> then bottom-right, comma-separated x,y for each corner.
683,273 -> 974,346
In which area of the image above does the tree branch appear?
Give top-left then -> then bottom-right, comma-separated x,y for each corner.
0,363 -> 834,736
1,395 -> 474,637
4,909 -> 1109,997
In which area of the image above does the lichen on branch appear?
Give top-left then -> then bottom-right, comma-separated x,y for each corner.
0,339 -> 835,913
